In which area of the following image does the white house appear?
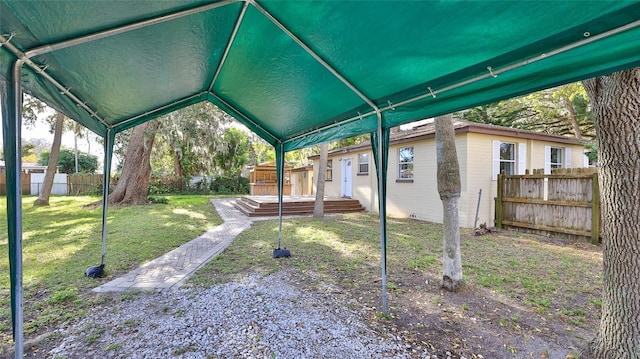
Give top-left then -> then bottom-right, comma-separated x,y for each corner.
310,120 -> 588,228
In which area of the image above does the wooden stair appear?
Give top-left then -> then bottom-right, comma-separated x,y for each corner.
233,196 -> 365,217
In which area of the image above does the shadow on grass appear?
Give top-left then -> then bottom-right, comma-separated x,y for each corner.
0,195 -> 222,349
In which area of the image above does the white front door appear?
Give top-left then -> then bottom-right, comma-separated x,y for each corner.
341,158 -> 352,198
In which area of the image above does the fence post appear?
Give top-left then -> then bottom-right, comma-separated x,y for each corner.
591,173 -> 600,244
496,173 -> 503,229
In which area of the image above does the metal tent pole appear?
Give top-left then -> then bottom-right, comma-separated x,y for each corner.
1,59 -> 25,359
277,144 -> 284,248
273,143 -> 290,258
100,129 -> 115,265
376,112 -> 388,314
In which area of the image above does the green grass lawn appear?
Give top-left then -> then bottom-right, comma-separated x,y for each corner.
0,195 -> 221,347
0,199 -> 603,356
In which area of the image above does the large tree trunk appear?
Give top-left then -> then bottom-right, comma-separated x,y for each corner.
313,142 -> 328,218
435,114 -> 463,291
33,112 -> 64,206
583,68 -> 640,358
108,121 -> 159,206
173,151 -> 185,180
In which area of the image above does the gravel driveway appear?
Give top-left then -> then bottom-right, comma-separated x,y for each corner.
47,269 -> 432,359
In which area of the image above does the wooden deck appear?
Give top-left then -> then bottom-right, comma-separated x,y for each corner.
233,195 -> 365,217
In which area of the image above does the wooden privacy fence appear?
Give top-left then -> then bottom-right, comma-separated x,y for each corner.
67,173 -> 103,195
0,173 -> 31,195
495,168 -> 600,244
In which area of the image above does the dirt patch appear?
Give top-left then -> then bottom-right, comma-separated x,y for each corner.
291,266 -> 594,359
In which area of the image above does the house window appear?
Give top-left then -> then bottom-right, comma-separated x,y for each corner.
584,149 -> 597,167
499,142 -> 516,175
550,147 -> 563,169
398,147 -> 414,179
492,140 -> 526,180
544,145 -> 571,174
358,153 -> 369,174
326,159 -> 333,181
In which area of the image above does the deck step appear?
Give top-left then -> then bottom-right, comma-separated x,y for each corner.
232,196 -> 365,217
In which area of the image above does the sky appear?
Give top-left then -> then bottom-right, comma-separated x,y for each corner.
22,121 -> 108,169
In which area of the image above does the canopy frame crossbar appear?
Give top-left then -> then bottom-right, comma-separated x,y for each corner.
383,18 -> 640,113
207,1 -> 250,92
25,0 -> 238,58
0,34 -> 108,129
114,92 -> 207,132
283,16 -> 640,147
3,0 -> 241,138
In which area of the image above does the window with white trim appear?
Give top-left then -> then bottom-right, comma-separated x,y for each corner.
326,159 -> 333,181
544,146 -> 571,174
499,142 -> 516,175
550,147 -> 563,169
584,149 -> 597,167
398,147 -> 414,180
358,153 -> 369,174
492,140 -> 526,180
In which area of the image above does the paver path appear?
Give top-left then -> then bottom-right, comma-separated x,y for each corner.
94,198 -> 251,292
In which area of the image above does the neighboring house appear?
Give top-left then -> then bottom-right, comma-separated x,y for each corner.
0,161 -> 49,174
310,120 -> 588,228
0,161 -> 68,195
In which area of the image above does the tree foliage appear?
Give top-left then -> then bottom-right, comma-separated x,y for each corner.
152,102 -> 231,178
213,128 -> 250,176
249,138 -> 275,166
330,134 -> 370,150
22,94 -> 48,129
456,82 -> 595,139
39,148 -> 98,174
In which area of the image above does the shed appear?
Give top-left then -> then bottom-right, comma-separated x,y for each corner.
248,161 -> 291,196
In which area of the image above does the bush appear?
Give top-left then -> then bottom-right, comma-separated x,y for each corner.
148,196 -> 169,204
144,175 -> 249,195
148,176 -> 186,195
209,175 -> 249,195
140,176 -> 249,196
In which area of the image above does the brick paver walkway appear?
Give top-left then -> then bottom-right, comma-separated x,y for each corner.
93,198 -> 251,292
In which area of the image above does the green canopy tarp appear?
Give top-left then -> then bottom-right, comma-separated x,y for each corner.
2,1 -> 640,149
2,1 -> 640,357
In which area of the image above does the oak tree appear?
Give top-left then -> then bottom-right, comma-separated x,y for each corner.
583,68 -> 640,358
